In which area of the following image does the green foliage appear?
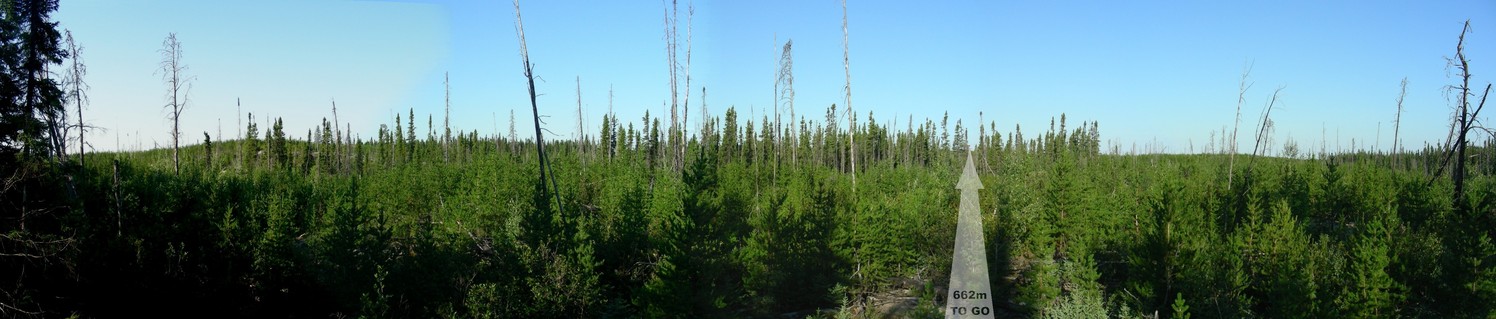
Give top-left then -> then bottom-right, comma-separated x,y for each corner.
1337,205 -> 1400,318
270,117 -> 287,169
908,281 -> 945,319
246,113 -> 260,166
203,132 -> 213,167
0,0 -> 68,159
743,170 -> 843,314
1039,289 -> 1107,319
1171,293 -> 1190,319
310,179 -> 391,314
9,101 -> 1496,318
254,188 -> 302,288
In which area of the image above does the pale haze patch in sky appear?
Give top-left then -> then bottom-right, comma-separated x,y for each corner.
57,0 -> 1496,154
58,0 -> 446,151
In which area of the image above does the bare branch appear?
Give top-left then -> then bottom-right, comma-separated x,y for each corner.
1228,61 -> 1252,189
0,300 -> 42,316
158,33 -> 190,175
1393,77 -> 1407,155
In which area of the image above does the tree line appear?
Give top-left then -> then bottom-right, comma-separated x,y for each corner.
3,1 -> 1495,318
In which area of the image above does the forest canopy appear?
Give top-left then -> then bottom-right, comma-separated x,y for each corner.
3,1 -> 1495,318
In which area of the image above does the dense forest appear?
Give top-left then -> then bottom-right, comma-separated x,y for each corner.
10,104 -> 1496,318
4,1 -> 1496,318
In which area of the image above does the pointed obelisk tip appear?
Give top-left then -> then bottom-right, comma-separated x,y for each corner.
957,151 -> 983,190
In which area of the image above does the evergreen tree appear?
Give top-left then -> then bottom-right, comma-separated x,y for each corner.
954,119 -> 965,152
1340,208 -> 1400,317
271,117 -> 286,169
394,113 -> 403,163
302,129 -> 313,174
940,112 -> 949,151
0,0 -> 67,159
407,108 -> 415,161
600,114 -> 614,159
743,118 -> 756,164
723,107 -> 738,162
203,131 -> 212,168
321,118 -> 333,172
246,112 -> 259,166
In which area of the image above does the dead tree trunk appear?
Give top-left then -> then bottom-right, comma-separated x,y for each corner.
158,33 -> 190,175
681,1 -> 693,168
332,99 -> 342,173
513,0 -> 563,216
65,31 -> 88,166
443,72 -> 451,163
777,40 -> 795,166
1228,63 -> 1252,189
1437,20 -> 1492,208
576,76 -> 585,168
842,0 -> 855,190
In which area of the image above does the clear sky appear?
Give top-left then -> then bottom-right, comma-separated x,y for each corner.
57,0 -> 1496,154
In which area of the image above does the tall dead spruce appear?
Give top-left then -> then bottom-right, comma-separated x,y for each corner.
512,0 -> 563,216
843,0 -> 856,190
777,40 -> 794,168
661,0 -> 693,171
158,33 -> 191,175
64,30 -> 88,165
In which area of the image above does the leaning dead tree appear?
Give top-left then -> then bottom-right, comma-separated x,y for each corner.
1227,62 -> 1252,189
1393,77 -> 1407,156
576,76 -> 585,166
513,0 -> 564,216
443,72 -> 451,162
1251,87 -> 1283,158
1433,20 -> 1493,207
158,33 -> 191,175
331,98 -> 343,172
1240,86 -> 1284,189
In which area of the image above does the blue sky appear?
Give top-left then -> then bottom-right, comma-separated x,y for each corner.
58,0 -> 1496,154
